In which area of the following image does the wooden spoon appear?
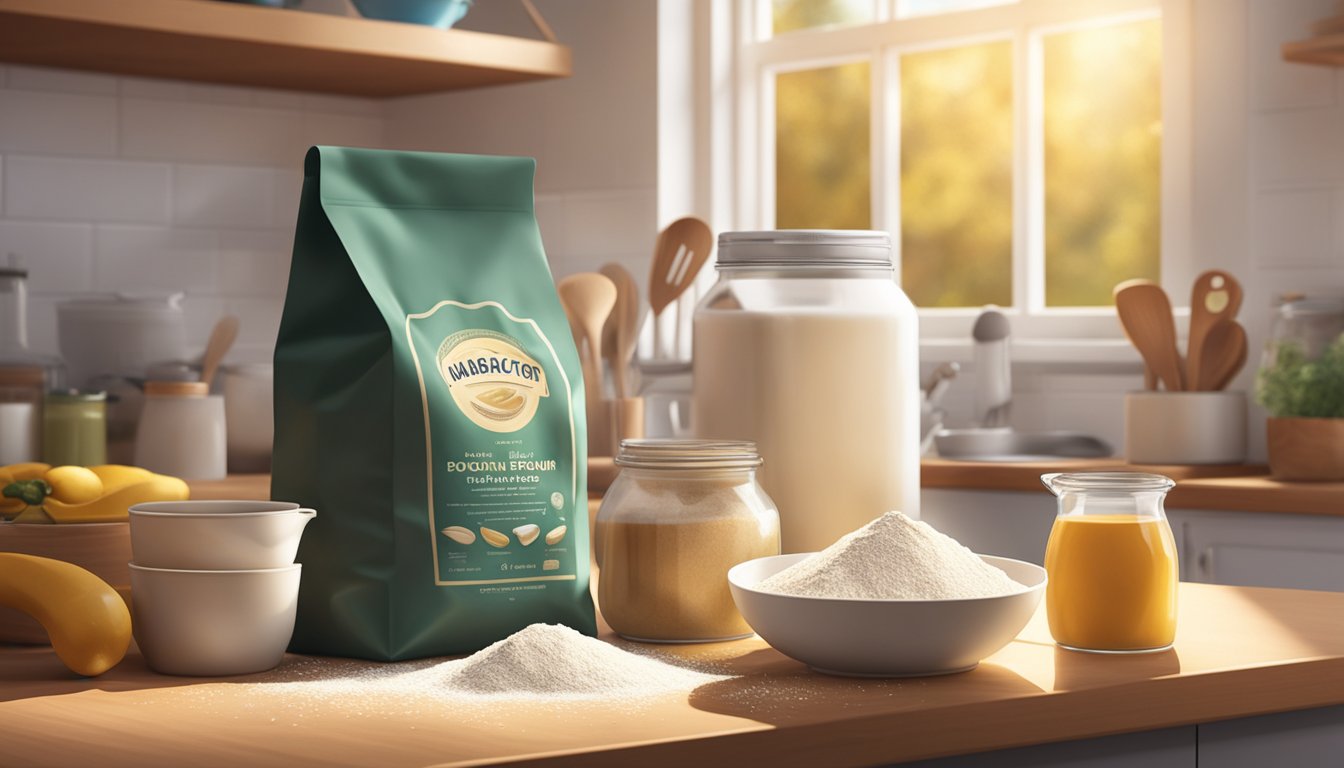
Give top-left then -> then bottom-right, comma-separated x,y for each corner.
599,262 -> 641,399
1115,280 -> 1185,391
1187,270 -> 1243,392
557,274 -> 617,451
1199,319 -> 1248,391
648,217 -> 713,359
199,315 -> 239,389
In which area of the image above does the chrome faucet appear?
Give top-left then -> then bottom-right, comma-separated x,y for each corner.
973,307 -> 1012,429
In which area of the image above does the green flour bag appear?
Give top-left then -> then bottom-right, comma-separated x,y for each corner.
274,146 -> 596,661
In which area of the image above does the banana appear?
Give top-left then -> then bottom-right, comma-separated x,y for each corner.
87,465 -> 157,494
0,553 -> 131,676
43,475 -> 190,524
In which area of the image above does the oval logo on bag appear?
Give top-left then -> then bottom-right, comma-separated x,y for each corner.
437,330 -> 550,433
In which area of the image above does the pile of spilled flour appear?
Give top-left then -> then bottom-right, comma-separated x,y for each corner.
757,512 -> 1026,600
267,624 -> 723,702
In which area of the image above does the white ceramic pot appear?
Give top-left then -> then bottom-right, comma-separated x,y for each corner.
130,563 -> 301,676
728,553 -> 1045,677
129,500 -> 314,570
57,293 -> 187,390
223,363 -> 274,473
1124,391 -> 1247,465
133,381 -> 227,480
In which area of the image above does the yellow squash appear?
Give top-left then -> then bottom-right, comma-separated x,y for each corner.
43,475 -> 190,524
87,465 -> 157,494
0,553 -> 131,676
43,466 -> 105,504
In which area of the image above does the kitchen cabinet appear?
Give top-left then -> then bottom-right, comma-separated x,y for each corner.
921,488 -> 1344,592
1174,509 -> 1344,592
0,0 -> 571,97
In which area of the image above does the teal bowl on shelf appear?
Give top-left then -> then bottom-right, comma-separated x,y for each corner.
350,0 -> 473,29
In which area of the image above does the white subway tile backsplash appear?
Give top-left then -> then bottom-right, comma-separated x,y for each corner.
564,189 -> 657,260
181,295 -> 229,356
7,66 -> 118,96
0,90 -> 117,156
94,225 -> 217,294
0,221 -> 95,293
534,195 -> 568,263
173,165 -> 275,228
5,156 -> 170,223
1253,108 -> 1344,185
224,297 -> 284,348
23,294 -> 66,357
120,99 -> 307,166
120,76 -> 257,106
254,89 -> 383,118
1252,187 -> 1339,267
270,169 -> 305,229
299,112 -> 384,151
218,230 -> 293,296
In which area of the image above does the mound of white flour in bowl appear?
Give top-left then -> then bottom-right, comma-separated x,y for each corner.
757,512 -> 1025,600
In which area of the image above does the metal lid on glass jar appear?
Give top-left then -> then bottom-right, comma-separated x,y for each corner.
615,439 -> 763,470
716,230 -> 893,268
45,390 -> 106,403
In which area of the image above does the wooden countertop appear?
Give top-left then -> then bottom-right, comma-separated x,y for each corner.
922,459 -> 1344,517
194,464 -> 1344,518
2,582 -> 1343,767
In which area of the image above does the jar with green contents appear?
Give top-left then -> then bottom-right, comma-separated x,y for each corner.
43,390 -> 107,466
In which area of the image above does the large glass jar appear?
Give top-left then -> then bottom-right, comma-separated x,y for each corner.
42,390 -> 107,466
1042,472 -> 1179,653
596,439 -> 780,643
692,231 -> 919,553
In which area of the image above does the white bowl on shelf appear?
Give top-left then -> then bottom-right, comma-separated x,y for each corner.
728,553 -> 1045,677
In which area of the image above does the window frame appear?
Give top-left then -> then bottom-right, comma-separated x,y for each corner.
708,0 -> 1194,354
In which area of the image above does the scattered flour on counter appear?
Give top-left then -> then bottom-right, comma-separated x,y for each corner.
259,624 -> 725,704
757,511 -> 1026,600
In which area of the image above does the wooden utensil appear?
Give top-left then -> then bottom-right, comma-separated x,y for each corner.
557,273 -> 617,454
1187,270 -> 1243,391
649,217 -> 713,359
1115,280 -> 1185,391
599,262 -> 640,399
199,315 -> 239,389
1200,320 -> 1248,391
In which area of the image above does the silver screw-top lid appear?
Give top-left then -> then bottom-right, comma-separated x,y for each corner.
716,230 -> 893,268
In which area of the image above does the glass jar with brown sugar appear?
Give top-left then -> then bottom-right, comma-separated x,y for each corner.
595,439 -> 780,643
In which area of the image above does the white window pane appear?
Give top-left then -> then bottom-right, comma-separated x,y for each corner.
773,0 -> 874,36
1044,19 -> 1162,307
896,0 -> 1015,20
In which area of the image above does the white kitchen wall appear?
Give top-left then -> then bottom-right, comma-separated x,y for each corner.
0,0 -> 1338,461
385,0 -> 659,291
0,64 -> 385,364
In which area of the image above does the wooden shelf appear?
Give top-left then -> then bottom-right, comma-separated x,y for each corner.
0,0 -> 571,97
1284,35 -> 1344,67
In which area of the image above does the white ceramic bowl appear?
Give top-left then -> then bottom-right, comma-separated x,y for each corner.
129,500 -> 314,570
130,563 -> 300,676
728,553 -> 1046,677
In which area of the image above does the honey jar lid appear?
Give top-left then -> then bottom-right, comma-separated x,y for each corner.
144,380 -> 209,397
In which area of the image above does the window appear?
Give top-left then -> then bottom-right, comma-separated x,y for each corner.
730,0 -> 1186,335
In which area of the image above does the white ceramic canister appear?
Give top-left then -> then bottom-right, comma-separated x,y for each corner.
57,293 -> 188,390
223,362 -> 274,473
133,380 -> 227,480
691,230 -> 920,553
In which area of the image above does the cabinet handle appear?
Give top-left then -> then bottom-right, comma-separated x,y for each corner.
1198,548 -> 1213,578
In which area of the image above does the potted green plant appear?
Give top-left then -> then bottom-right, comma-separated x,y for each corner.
1256,332 -> 1344,481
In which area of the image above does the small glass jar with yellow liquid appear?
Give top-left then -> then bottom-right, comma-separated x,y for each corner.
1042,472 -> 1178,653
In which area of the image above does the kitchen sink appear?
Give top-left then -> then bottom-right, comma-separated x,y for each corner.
933,428 -> 1112,462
